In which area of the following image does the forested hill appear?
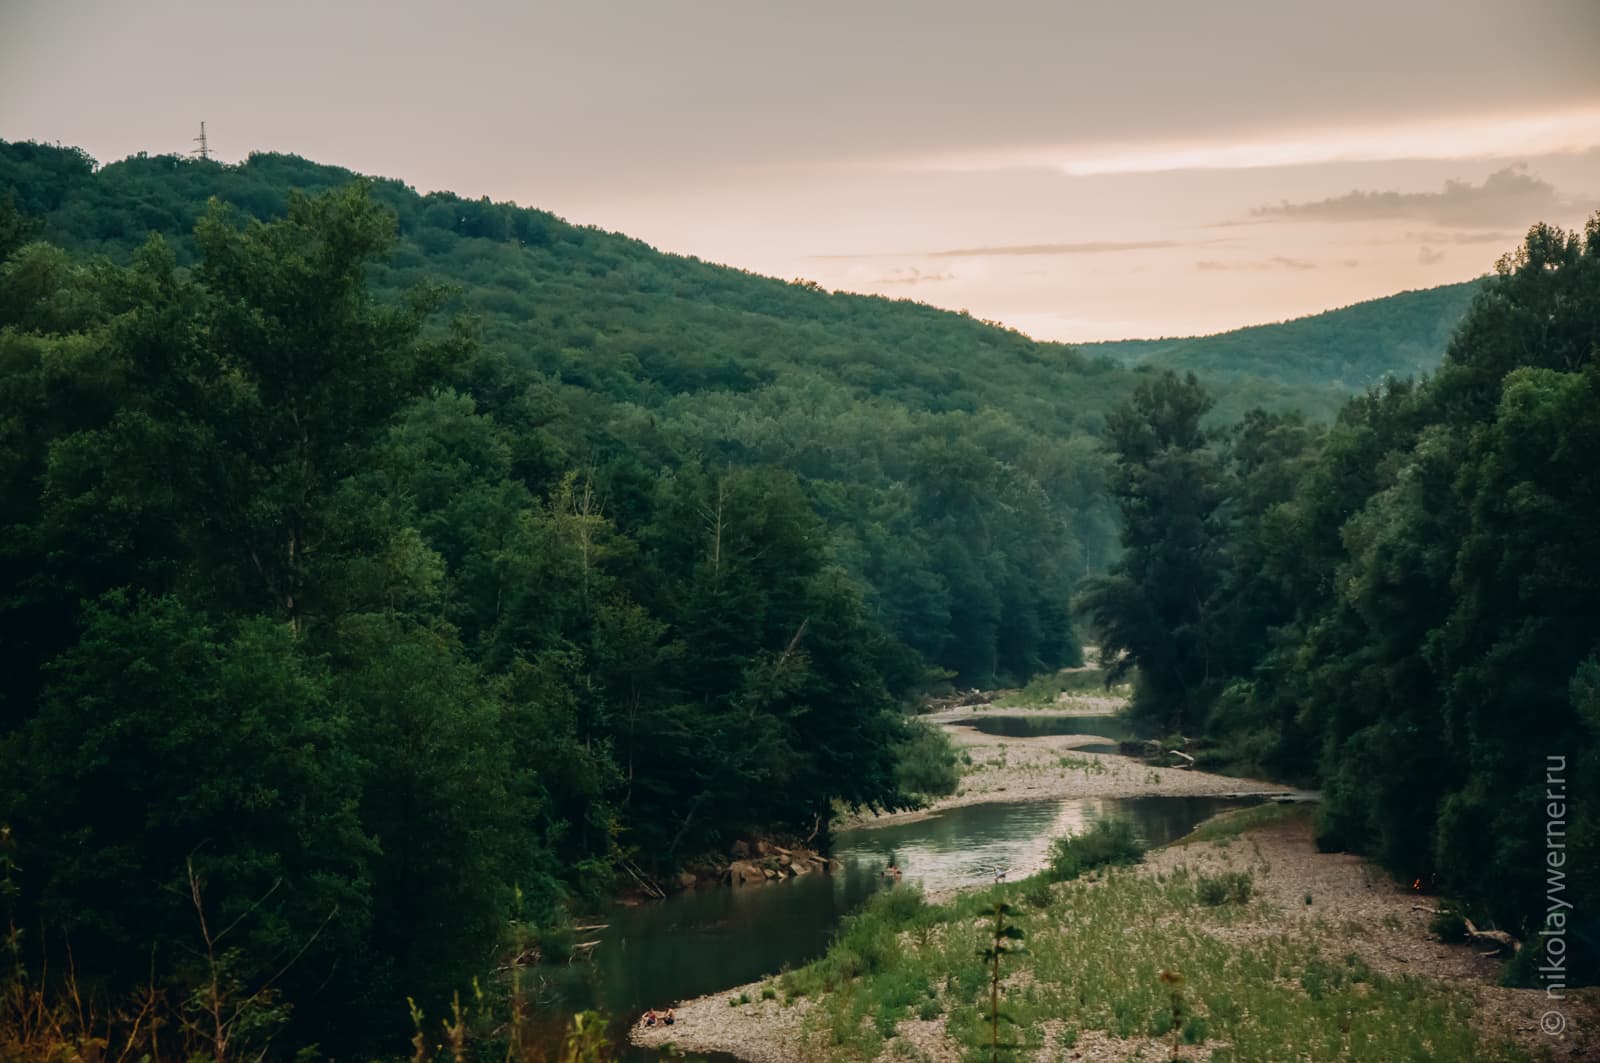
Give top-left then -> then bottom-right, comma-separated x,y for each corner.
1,140 -> 1135,639
3,140 -> 1137,1049
1082,280 -> 1482,421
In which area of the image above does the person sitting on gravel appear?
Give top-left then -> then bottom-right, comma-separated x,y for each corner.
643,1009 -> 658,1027
663,1009 -> 676,1026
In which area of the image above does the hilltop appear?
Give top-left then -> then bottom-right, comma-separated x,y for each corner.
1081,280 -> 1482,420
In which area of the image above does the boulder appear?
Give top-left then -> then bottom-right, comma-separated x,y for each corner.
728,859 -> 766,886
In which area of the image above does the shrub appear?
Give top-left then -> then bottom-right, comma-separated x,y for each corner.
1195,871 -> 1253,906
1046,819 -> 1145,882
1428,904 -> 1468,944
893,719 -> 960,797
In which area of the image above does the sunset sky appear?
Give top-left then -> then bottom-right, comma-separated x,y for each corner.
3,0 -> 1598,341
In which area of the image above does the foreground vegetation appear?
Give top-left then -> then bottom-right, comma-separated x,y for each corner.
772,812 -> 1551,1062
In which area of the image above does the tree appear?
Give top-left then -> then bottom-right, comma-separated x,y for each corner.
191,183 -> 466,630
6,594 -> 373,1030
1077,371 -> 1224,732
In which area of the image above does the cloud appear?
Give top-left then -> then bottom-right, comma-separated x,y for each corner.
1399,229 -> 1519,245
1196,256 -> 1318,272
874,267 -> 955,286
927,240 -> 1196,258
901,106 -> 1600,177
1418,246 -> 1446,266
1249,166 -> 1566,227
815,239 -> 1215,261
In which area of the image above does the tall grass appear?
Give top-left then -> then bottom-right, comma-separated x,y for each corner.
780,848 -> 1542,1062
995,667 -> 1133,709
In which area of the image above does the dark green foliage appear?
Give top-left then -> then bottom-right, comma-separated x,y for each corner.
0,166 -> 968,1053
1428,905 -> 1468,944
1143,215 -> 1600,983
1076,371 -> 1225,731
8,594 -> 374,1029
0,138 -> 1114,687
893,718 -> 961,798
1045,819 -> 1145,882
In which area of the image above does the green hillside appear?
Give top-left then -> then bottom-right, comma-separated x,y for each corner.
1,140 -> 1139,682
1082,280 -> 1483,420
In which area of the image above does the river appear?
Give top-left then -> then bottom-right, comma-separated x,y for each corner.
550,782 -> 1265,1059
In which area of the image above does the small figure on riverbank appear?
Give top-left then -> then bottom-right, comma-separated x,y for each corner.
664,1008 -> 676,1026
642,1009 -> 658,1027
885,860 -> 902,880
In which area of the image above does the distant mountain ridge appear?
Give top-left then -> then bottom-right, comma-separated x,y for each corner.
1,140 -> 1483,429
1079,281 -> 1483,421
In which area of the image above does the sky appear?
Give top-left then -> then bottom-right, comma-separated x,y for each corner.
2,0 -> 1598,341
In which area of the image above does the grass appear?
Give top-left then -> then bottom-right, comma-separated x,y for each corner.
1056,753 -> 1108,775
993,667 -> 1133,709
1169,802 -> 1309,846
777,821 -> 1543,1063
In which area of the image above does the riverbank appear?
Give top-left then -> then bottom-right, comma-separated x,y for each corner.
839,703 -> 1307,831
634,806 -> 1597,1061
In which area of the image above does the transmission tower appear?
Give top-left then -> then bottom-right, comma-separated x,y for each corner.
192,121 -> 211,160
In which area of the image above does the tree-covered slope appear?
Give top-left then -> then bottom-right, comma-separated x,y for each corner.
1,142 -> 1144,1052
1082,280 -> 1483,421
1,141 -> 1142,679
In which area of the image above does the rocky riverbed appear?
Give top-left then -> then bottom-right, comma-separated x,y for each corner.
839,702 -> 1309,831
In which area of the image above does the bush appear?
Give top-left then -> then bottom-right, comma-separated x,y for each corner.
1046,819 -> 1145,882
1195,871 -> 1253,906
1428,904 -> 1468,944
893,718 -> 960,797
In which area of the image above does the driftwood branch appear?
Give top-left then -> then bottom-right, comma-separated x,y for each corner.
1413,907 -> 1522,955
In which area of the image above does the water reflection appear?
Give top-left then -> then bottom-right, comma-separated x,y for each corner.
833,794 -> 1257,894
952,714 -> 1131,741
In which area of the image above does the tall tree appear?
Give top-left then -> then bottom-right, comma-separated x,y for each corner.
1077,371 -> 1224,732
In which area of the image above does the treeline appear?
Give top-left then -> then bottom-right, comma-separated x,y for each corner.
1082,217 -> 1600,979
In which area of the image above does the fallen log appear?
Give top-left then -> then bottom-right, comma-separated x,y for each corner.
1463,917 -> 1520,955
1415,907 -> 1522,955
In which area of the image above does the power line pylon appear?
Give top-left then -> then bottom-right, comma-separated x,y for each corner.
192,121 -> 211,160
